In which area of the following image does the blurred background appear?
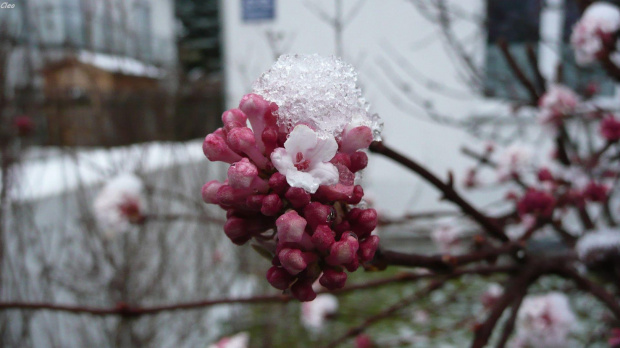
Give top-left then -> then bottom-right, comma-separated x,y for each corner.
0,0 -> 615,347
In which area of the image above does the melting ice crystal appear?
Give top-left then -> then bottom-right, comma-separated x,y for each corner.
252,54 -> 383,141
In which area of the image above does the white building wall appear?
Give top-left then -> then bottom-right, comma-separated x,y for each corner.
222,0 -> 506,216
150,0 -> 177,66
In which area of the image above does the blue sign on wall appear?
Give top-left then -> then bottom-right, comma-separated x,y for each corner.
242,0 -> 275,21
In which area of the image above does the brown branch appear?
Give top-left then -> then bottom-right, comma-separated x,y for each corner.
0,265 -> 518,317
556,125 -> 572,166
370,142 -> 509,242
377,242 -> 522,272
525,43 -> 546,95
549,220 -> 578,247
495,293 -> 526,348
461,147 -> 497,168
0,294 -> 295,317
497,39 -> 540,103
471,266 -> 540,348
556,266 -> 620,320
461,146 -> 529,189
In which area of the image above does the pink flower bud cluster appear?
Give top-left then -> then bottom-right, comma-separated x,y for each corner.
202,93 -> 379,301
14,115 -> 35,137
600,115 -> 620,142
517,188 -> 556,218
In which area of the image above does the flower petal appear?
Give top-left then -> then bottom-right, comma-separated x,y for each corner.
306,135 -> 338,163
271,148 -> 294,174
308,162 -> 339,186
285,125 -> 318,155
286,169 -> 320,193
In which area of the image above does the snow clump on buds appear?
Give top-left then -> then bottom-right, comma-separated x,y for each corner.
253,54 -> 383,142
570,2 -> 620,66
576,228 -> 620,269
93,173 -> 147,238
201,54 -> 381,301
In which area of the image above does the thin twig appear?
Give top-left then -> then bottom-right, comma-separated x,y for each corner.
495,293 -> 526,348
0,265 -> 518,317
525,43 -> 546,94
471,266 -> 541,348
370,142 -> 509,242
497,39 -> 540,103
557,266 -> 620,320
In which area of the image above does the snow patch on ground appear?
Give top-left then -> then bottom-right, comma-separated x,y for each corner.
5,140 -> 208,202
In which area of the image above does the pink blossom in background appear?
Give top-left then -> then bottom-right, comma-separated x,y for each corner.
517,188 -> 556,219
505,214 -> 538,241
570,2 -> 620,65
538,85 -> 579,126
431,223 -> 463,253
495,144 -> 533,181
412,309 -> 430,324
354,334 -> 374,348
600,115 -> 620,142
93,173 -> 147,238
14,115 -> 35,137
480,283 -> 503,309
609,328 -> 620,348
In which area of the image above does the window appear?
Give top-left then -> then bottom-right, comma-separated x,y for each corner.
134,1 -> 152,59
485,0 -> 542,100
102,2 -> 115,53
484,0 -> 614,101
62,0 -> 85,47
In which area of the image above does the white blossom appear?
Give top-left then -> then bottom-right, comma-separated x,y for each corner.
538,85 -> 579,125
301,293 -> 339,332
506,215 -> 537,241
208,332 -> 250,348
412,309 -> 430,324
480,283 -> 503,308
93,173 -> 147,238
496,144 -> 533,181
431,224 -> 463,253
513,292 -> 576,348
271,125 -> 339,193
